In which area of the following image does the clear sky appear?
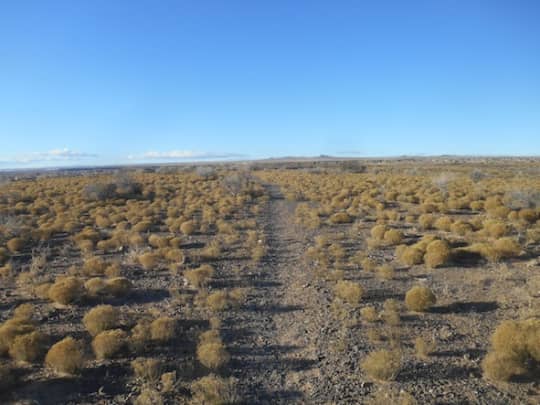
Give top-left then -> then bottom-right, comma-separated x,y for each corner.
1,1 -> 539,168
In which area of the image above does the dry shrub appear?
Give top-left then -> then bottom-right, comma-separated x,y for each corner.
191,374 -> 238,405
85,277 -> 107,297
132,357 -> 162,384
9,330 -> 47,362
161,371 -> 178,393
82,256 -> 107,276
493,237 -> 522,258
48,276 -> 85,305
418,214 -> 435,230
13,303 -> 35,323
83,305 -> 120,336
130,319 -> 152,352
482,318 -> 540,381
329,212 -> 353,224
414,336 -> 436,360
105,262 -> 122,277
370,225 -> 387,240
228,288 -> 247,309
383,229 -> 403,245
361,257 -> 377,272
377,264 -> 395,280
424,239 -> 451,268
134,389 -> 164,405
138,251 -> 161,270
185,264 -> 214,288
405,286 -> 436,312
197,341 -> 230,369
106,277 -> 133,297
45,336 -> 86,375
180,220 -> 196,235
34,282 -> 52,299
251,245 -> 266,262
207,291 -> 230,311
148,234 -> 169,248
360,306 -> 378,323
434,216 -> 452,232
397,246 -> 424,266
7,237 -> 25,253
334,280 -> 364,305
361,349 -> 401,381
92,329 -> 127,359
151,317 -> 176,342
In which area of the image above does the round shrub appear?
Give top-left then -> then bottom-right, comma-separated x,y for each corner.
405,286 -> 436,312
83,305 -> 120,336
45,337 -> 86,375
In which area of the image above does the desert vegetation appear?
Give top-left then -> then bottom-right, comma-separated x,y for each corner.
0,158 -> 539,403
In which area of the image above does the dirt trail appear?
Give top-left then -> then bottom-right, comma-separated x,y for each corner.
227,184 -> 321,404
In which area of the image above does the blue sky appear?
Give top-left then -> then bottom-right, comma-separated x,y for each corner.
1,1 -> 539,168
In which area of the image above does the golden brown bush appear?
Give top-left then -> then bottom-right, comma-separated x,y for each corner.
418,214 -> 435,230
397,246 -> 424,266
150,317 -> 176,342
361,349 -> 401,381
106,277 -> 133,297
191,374 -> 238,405
424,239 -> 451,268
334,280 -> 364,305
185,264 -> 214,288
434,216 -> 452,231
482,318 -> 540,381
370,225 -> 387,240
383,229 -> 403,245
197,341 -> 230,369
9,330 -> 47,362
7,237 -> 25,253
83,305 -> 120,336
92,329 -> 127,359
180,220 -> 196,235
329,212 -> 354,224
45,336 -> 86,375
130,319 -> 152,352
13,303 -> 35,323
132,357 -> 162,383
138,251 -> 161,270
360,306 -> 378,323
405,286 -> 436,312
85,277 -> 107,297
82,256 -> 107,276
48,276 -> 85,305
206,291 -> 230,311
377,264 -> 395,280
361,257 -> 377,272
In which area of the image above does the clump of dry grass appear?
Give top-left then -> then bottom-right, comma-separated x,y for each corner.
329,212 -> 354,224
185,264 -> 214,288
138,251 -> 161,270
45,336 -> 86,375
334,280 -> 364,305
85,277 -> 107,297
83,305 -> 120,336
9,330 -> 48,363
360,306 -> 378,323
180,220 -> 196,235
151,317 -> 176,342
383,229 -> 403,245
396,245 -> 424,266
106,277 -> 133,297
191,374 -> 238,405
48,276 -> 85,305
132,357 -> 162,384
377,264 -> 395,280
7,237 -> 25,253
361,349 -> 401,381
92,329 -> 127,359
405,286 -> 436,312
424,239 -> 451,268
482,318 -> 540,381
197,341 -> 230,370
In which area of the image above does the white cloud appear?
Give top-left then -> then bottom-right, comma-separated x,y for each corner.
128,150 -> 245,161
0,148 -> 98,164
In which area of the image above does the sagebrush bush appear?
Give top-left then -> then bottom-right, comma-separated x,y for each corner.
7,237 -> 25,253
334,280 -> 364,305
138,251 -> 160,270
414,336 -> 436,360
361,349 -> 401,381
329,212 -> 354,224
482,318 -> 540,381
191,374 -> 238,405
45,336 -> 86,375
360,306 -> 378,323
197,341 -> 230,369
185,264 -> 214,288
377,264 -> 395,280
9,330 -> 47,362
83,305 -> 120,336
92,329 -> 127,359
134,389 -> 164,405
405,286 -> 436,312
397,246 -> 424,266
106,277 -> 132,297
150,317 -> 176,342
0,319 -> 36,355
85,277 -> 107,297
424,239 -> 451,268
383,229 -> 403,245
131,357 -> 162,384
48,276 -> 85,305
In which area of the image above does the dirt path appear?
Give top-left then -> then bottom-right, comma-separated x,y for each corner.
226,184 -> 321,404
